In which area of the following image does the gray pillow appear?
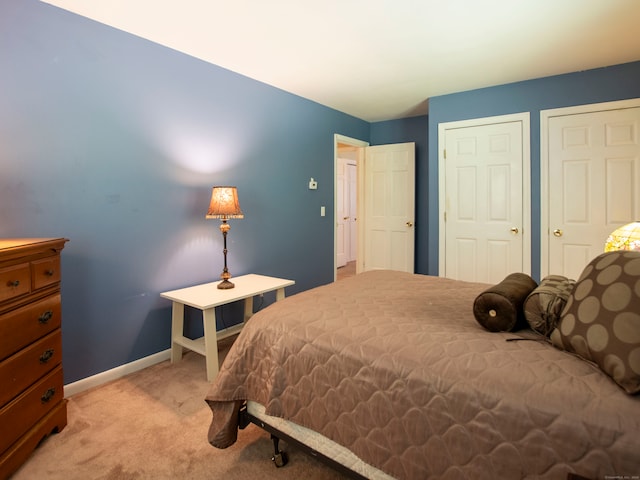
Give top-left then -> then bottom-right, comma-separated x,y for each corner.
524,275 -> 575,336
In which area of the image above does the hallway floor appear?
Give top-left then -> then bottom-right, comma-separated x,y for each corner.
337,261 -> 356,281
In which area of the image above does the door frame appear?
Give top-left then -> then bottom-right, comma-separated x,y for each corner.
334,134 -> 369,281
438,112 -> 531,278
540,98 -> 640,277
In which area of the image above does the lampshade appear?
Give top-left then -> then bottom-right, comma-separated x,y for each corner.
604,221 -> 640,252
206,186 -> 244,219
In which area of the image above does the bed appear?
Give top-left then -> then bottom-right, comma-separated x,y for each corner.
205,253 -> 640,479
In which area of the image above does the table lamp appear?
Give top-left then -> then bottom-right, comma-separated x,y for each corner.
604,221 -> 640,252
206,186 -> 244,289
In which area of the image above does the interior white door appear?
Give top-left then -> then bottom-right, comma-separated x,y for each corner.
348,162 -> 357,262
336,157 -> 348,268
441,115 -> 529,283
544,105 -> 640,280
360,142 -> 415,273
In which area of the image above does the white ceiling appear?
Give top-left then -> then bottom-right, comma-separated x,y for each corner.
42,0 -> 640,122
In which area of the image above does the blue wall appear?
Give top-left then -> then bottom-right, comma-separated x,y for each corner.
427,61 -> 640,279
0,1 -> 370,383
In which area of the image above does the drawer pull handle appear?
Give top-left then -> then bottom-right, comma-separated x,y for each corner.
39,310 -> 54,324
45,269 -> 55,276
41,388 -> 56,403
40,348 -> 55,363
7,280 -> 20,287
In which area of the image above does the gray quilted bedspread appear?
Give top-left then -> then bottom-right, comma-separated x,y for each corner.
205,270 -> 640,479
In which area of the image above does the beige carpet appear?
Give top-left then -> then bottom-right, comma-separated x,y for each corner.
337,261 -> 356,281
11,340 -> 348,480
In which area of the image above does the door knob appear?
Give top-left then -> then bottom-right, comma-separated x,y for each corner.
553,229 -> 563,237
510,227 -> 519,234
343,216 -> 349,220
406,221 -> 414,227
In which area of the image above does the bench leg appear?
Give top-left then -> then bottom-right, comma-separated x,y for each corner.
202,307 -> 219,382
170,302 -> 184,364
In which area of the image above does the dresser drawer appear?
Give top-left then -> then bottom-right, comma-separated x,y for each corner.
0,330 -> 62,407
0,264 -> 30,303
31,256 -> 61,290
0,366 -> 64,455
0,294 -> 61,361
0,399 -> 67,480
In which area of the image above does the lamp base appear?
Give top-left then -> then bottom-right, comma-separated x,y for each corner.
217,278 -> 235,289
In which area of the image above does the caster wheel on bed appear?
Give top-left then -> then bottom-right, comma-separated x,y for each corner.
270,434 -> 288,467
272,451 -> 288,468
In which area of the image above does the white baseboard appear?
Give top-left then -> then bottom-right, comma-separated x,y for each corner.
63,349 -> 171,398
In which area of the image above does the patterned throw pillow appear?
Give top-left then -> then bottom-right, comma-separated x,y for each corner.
524,275 -> 576,336
550,251 -> 640,394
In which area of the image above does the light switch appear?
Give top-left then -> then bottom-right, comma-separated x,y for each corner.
320,206 -> 326,216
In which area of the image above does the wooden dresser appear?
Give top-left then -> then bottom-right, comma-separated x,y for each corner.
0,238 -> 68,480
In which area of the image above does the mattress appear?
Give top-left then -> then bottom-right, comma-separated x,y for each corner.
206,270 -> 640,479
247,400 -> 394,479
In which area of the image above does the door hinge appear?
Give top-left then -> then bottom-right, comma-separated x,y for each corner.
443,148 -> 446,159
444,211 -> 447,222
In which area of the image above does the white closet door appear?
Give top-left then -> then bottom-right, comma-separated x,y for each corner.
544,104 -> 640,280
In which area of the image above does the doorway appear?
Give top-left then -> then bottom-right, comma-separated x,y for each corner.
334,134 -> 368,281
334,135 -> 416,280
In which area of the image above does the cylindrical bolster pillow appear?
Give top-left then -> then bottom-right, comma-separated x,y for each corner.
473,273 -> 538,332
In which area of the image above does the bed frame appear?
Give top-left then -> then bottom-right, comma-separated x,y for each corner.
238,402 -> 367,479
